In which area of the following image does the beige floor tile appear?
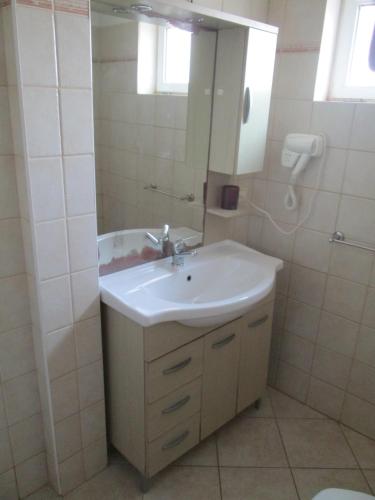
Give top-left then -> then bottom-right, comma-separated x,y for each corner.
26,486 -> 60,499
217,416 -> 288,467
220,467 -> 298,500
342,426 -> 375,469
242,389 -> 274,418
65,461 -> 142,500
176,435 -> 218,466
144,466 -> 220,500
278,419 -> 357,468
269,387 -> 327,419
293,468 -> 371,500
363,470 -> 375,494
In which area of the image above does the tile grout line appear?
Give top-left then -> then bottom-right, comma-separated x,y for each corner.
215,432 -> 224,500
267,391 -> 302,500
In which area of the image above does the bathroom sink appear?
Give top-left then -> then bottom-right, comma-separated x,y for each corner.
99,240 -> 283,327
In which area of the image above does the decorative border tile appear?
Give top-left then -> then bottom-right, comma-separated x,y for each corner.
54,0 -> 88,15
277,43 -> 321,54
16,0 -> 52,8
0,0 -> 11,7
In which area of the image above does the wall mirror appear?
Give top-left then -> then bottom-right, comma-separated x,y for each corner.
91,0 -> 277,274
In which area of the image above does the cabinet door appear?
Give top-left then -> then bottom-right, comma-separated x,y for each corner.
237,302 -> 274,413
201,321 -> 240,439
236,28 -> 277,174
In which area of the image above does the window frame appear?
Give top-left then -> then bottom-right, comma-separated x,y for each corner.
156,25 -> 190,94
330,0 -> 375,100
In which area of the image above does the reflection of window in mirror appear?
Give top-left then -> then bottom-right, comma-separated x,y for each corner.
156,26 -> 192,94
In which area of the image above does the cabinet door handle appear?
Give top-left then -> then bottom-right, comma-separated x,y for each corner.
248,314 -> 269,329
162,395 -> 191,415
243,86 -> 251,123
162,357 -> 192,375
212,333 -> 236,349
162,430 -> 189,450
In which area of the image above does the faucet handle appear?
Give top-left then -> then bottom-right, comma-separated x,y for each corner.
161,224 -> 170,241
173,239 -> 186,254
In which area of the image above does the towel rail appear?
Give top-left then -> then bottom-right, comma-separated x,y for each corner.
329,231 -> 375,253
144,184 -> 195,202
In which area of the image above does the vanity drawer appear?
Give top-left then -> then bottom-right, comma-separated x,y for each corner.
147,378 -> 202,441
146,338 -> 204,403
147,413 -> 200,476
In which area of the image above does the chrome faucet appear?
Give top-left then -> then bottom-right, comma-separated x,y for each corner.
172,239 -> 197,266
145,224 -> 173,257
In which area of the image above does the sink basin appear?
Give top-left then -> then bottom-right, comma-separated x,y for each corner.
99,240 -> 283,327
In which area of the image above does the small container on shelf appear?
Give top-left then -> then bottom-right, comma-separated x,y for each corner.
221,185 -> 239,210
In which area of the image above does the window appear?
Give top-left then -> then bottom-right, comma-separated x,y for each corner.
156,26 -> 192,93
331,0 -> 375,99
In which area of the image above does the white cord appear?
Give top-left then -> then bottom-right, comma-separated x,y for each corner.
247,134 -> 327,237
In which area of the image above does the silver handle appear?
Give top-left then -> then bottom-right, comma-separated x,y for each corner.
248,315 -> 269,329
212,333 -> 236,349
162,357 -> 192,375
162,430 -> 189,450
162,395 -> 191,414
243,87 -> 251,123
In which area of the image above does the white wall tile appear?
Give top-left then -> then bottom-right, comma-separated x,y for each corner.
51,371 -> 79,423
343,151 -> 375,199
0,326 -> 35,381
78,360 -> 104,410
293,228 -> 331,272
59,451 -> 84,495
39,276 -> 73,334
310,102 -> 355,148
0,219 -> 25,278
29,157 -> 65,223
80,399 -> 106,447
46,326 -> 76,381
71,268 -> 100,322
324,276 -> 367,322
272,99 -> 312,142
273,52 -> 318,100
317,311 -> 359,358
55,12 -> 91,88
282,0 -> 325,47
363,288 -> 375,329
276,360 -> 310,402
0,156 -> 20,219
280,332 -> 314,372
0,87 -> 13,155
337,196 -> 375,246
36,220 -> 69,280
350,104 -> 375,153
15,452 -> 47,499
299,190 -> 340,233
0,275 -> 30,334
3,371 -> 40,425
289,264 -> 326,307
83,435 -> 107,480
329,244 -> 374,285
355,326 -> 375,368
74,316 -> 102,368
0,428 -> 13,474
285,299 -> 320,342
308,377 -> 345,420
64,155 -> 96,217
312,346 -> 352,389
55,413 -> 81,463
16,5 -> 57,86
60,89 -> 94,155
67,215 -> 98,272
9,413 -> 44,465
23,87 -> 61,157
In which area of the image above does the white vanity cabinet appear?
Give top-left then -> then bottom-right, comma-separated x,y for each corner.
103,289 -> 274,489
209,26 -> 277,175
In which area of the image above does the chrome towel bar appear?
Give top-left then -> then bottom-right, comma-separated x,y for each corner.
329,231 -> 375,253
144,184 -> 195,202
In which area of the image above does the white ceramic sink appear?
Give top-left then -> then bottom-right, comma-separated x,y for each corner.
99,240 -> 283,327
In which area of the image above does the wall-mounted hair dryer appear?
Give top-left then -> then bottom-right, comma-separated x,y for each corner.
281,133 -> 324,211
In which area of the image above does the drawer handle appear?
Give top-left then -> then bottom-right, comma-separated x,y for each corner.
162,430 -> 190,450
162,395 -> 191,415
248,315 -> 269,329
212,333 -> 236,349
162,357 -> 192,375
